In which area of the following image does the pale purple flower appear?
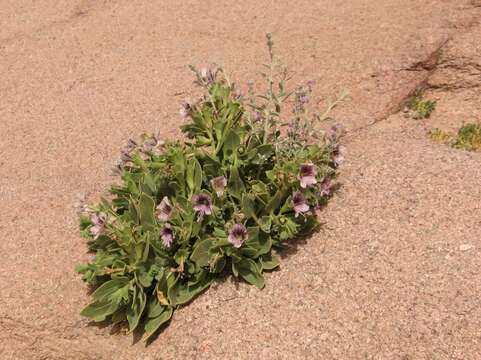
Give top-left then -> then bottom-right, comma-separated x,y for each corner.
333,144 -> 346,166
200,66 -> 217,84
324,124 -> 344,142
90,213 -> 107,239
111,159 -> 123,176
234,89 -> 243,101
125,138 -> 138,151
306,80 -> 316,91
293,87 -> 309,113
228,224 -> 248,248
160,224 -> 174,248
156,196 -> 173,222
210,176 -> 227,197
120,150 -> 132,162
141,132 -> 164,154
192,194 -> 212,216
253,111 -> 262,122
320,177 -> 332,197
298,163 -> 317,188
179,99 -> 192,118
292,191 -> 309,217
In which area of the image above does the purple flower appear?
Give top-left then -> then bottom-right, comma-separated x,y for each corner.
333,144 -> 346,166
228,224 -> 248,248
120,150 -> 132,162
253,111 -> 262,122
234,89 -> 243,101
90,213 -> 107,239
138,132 -> 164,154
306,80 -> 316,91
125,138 -> 138,151
192,194 -> 212,216
200,66 -> 217,84
156,196 -> 173,221
320,177 -> 332,197
298,163 -> 317,188
324,124 -> 344,142
160,224 -> 174,248
292,191 -> 309,217
211,176 -> 227,197
111,159 -> 123,176
179,99 -> 192,118
293,87 -> 309,113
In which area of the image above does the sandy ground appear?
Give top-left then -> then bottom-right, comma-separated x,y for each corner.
1,1 -> 480,359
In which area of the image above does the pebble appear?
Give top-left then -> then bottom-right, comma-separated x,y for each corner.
459,244 -> 473,251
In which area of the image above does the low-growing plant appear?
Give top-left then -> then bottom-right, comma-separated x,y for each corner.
406,92 -> 436,119
430,122 -> 481,151
429,128 -> 453,144
76,35 -> 346,341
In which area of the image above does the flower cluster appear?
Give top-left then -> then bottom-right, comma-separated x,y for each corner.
77,41 -> 344,342
111,133 -> 164,175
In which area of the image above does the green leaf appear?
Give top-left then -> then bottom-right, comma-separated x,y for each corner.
223,130 -> 241,159
138,193 -> 156,231
246,230 -> 272,257
167,272 -> 212,306
144,306 -> 173,342
193,159 -> 203,191
241,194 -> 256,219
126,288 -> 146,332
128,197 -> 139,224
80,301 -> 118,322
143,173 -> 157,195
260,253 -> 280,270
190,239 -> 213,267
258,216 -> 272,233
234,258 -> 265,289
91,277 -> 129,302
146,296 -> 164,318
265,188 -> 284,214
228,166 -> 245,199
209,253 -> 226,273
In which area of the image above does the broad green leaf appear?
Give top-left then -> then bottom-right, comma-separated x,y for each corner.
260,253 -> 280,270
144,307 -> 173,342
186,159 -> 195,192
190,239 -> 213,267
193,159 -> 203,191
241,194 -> 256,219
146,296 -> 164,318
234,258 -> 265,289
138,193 -> 156,231
228,166 -> 245,199
143,173 -> 157,195
265,188 -> 284,214
209,253 -> 226,273
126,288 -> 146,332
246,231 -> 272,257
128,197 -> 139,224
91,277 -> 129,302
222,130 -> 241,159
80,301 -> 118,322
258,216 -> 272,233
167,272 -> 212,306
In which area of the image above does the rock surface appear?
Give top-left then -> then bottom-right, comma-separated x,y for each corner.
0,1 -> 480,359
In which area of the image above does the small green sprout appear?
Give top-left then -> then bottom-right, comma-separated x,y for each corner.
429,123 -> 481,152
406,92 -> 436,119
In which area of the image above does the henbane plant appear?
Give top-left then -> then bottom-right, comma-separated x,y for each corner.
76,35 -> 347,341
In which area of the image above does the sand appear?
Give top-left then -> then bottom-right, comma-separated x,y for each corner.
1,0 -> 480,358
